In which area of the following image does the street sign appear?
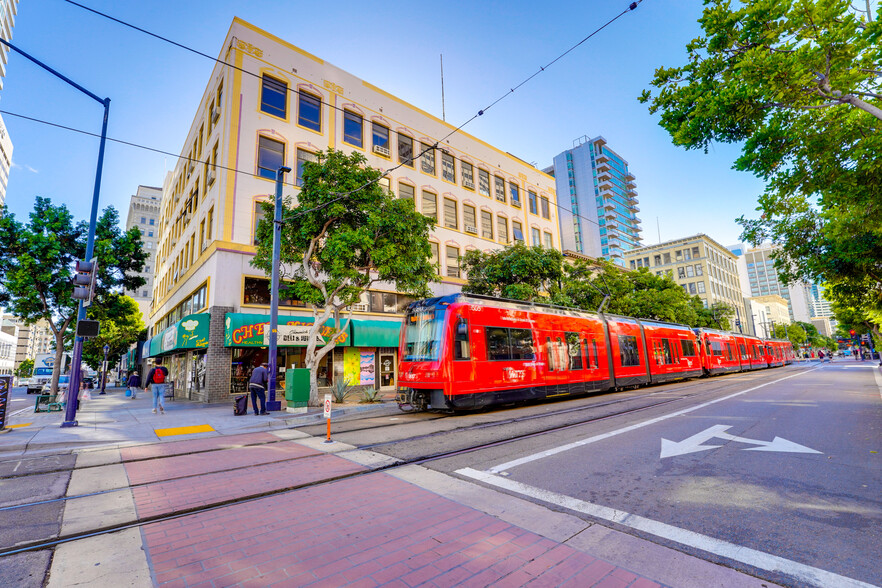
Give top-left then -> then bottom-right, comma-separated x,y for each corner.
76,320 -> 101,338
660,425 -> 822,459
323,394 -> 332,419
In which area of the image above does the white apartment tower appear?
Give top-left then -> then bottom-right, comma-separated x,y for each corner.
0,0 -> 20,209
124,185 -> 162,319
545,136 -> 642,266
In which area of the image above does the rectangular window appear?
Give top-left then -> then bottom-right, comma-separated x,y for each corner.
531,227 -> 541,246
497,217 -> 509,242
421,191 -> 437,221
618,335 -> 641,367
544,232 -> 553,249
494,176 -> 506,202
686,265 -> 695,277
243,277 -> 305,307
399,183 -> 414,203
398,134 -> 414,167
689,282 -> 697,294
697,282 -> 706,293
654,255 -> 662,266
677,266 -> 686,279
430,242 -> 440,275
443,197 -> 458,229
663,252 -> 671,264
512,220 -> 524,243
510,329 -> 536,360
528,190 -> 538,214
510,183 -> 521,206
478,169 -> 490,197
676,250 -> 683,261
486,328 -> 511,361
420,142 -> 435,175
566,332 -> 583,370
684,249 -> 692,261
461,162 -> 474,190
207,207 -> 214,240
546,337 -> 557,372
680,339 -> 697,357
149,218 -> 155,226
481,211 -> 493,239
257,136 -> 285,180
711,341 -> 724,356
343,111 -> 363,148
540,196 -> 550,219
295,91 -> 321,131
441,152 -> 455,183
369,124 -> 389,155
454,318 -> 470,360
446,245 -> 460,278
695,264 -> 703,276
296,149 -> 318,187
692,246 -> 700,258
253,201 -> 266,245
140,217 -> 146,224
260,75 -> 287,118
463,205 -> 477,234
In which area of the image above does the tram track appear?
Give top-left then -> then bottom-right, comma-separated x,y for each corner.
0,367 -> 799,558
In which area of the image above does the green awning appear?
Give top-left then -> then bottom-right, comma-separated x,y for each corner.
145,313 -> 210,357
350,319 -> 402,347
224,313 -> 351,347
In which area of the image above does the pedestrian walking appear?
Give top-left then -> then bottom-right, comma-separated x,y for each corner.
145,358 -> 169,414
249,362 -> 269,415
127,371 -> 141,399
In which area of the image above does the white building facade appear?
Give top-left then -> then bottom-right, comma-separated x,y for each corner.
146,18 -> 560,403
124,185 -> 162,320
0,0 -> 19,209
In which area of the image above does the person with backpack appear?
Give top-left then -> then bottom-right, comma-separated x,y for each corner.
146,358 -> 169,414
127,371 -> 141,399
248,361 -> 269,415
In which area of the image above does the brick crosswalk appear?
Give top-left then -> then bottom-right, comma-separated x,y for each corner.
136,461 -> 667,587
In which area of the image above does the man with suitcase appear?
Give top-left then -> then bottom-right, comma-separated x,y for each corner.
249,362 -> 269,415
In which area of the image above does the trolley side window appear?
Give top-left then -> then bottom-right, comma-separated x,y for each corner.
546,337 -> 556,371
681,339 -> 697,357
486,327 -> 535,361
592,340 -> 599,369
566,332 -> 583,370
711,341 -> 724,356
739,344 -> 748,360
618,335 -> 641,367
662,339 -> 674,364
726,343 -> 735,361
453,317 -> 470,360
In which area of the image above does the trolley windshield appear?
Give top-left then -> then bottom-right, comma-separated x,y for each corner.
403,305 -> 447,362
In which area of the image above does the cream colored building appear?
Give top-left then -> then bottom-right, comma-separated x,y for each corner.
624,234 -> 748,331
749,294 -> 790,338
124,185 -> 162,320
147,18 -> 559,402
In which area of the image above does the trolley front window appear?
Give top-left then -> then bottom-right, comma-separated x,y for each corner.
404,307 -> 447,361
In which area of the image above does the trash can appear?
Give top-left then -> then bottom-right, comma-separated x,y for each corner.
285,368 -> 311,408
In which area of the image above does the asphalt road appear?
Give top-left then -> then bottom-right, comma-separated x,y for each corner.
437,363 -> 882,587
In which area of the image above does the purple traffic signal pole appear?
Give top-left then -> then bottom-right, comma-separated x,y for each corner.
266,166 -> 291,411
0,39 -> 111,428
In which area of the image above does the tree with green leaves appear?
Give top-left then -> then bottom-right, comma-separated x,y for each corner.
460,243 -> 567,303
251,149 -> 436,405
773,322 -> 808,351
14,358 -> 34,381
79,295 -> 145,373
0,198 -> 148,394
640,0 -> 882,322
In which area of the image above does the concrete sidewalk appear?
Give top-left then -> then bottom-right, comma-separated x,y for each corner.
0,386 -> 400,457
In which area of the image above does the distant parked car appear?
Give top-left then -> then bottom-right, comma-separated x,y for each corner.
41,375 -> 70,396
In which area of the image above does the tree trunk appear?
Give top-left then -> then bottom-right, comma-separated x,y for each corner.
51,334 -> 66,395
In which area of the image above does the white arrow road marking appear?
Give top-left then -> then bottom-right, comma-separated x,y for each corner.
660,425 -> 822,459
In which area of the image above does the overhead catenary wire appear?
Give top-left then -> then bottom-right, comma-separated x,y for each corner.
59,0 -> 643,208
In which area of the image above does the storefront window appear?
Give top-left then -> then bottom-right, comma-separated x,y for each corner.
243,277 -> 306,307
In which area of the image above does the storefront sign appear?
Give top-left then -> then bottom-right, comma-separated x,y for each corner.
225,313 -> 350,347
146,313 -> 210,358
263,324 -> 325,346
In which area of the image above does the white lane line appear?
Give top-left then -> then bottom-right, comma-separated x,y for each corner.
488,366 -> 824,474
457,468 -> 875,588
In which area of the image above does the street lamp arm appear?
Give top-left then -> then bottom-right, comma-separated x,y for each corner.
0,38 -> 109,106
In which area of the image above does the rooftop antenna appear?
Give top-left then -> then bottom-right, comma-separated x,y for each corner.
440,54 -> 446,121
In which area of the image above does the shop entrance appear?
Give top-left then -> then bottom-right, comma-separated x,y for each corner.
379,352 -> 395,388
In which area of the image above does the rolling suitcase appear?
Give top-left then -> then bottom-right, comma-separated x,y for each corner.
234,394 -> 248,416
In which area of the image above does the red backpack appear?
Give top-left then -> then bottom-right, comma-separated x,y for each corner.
153,368 -> 166,384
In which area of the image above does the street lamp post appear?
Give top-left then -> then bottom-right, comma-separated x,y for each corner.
100,344 -> 109,395
0,39 -> 111,428
267,165 -> 292,412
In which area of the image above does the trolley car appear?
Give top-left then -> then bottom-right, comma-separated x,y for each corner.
397,293 -> 795,412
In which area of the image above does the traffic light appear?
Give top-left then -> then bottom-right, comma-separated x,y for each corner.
72,258 -> 98,305
849,330 -> 856,336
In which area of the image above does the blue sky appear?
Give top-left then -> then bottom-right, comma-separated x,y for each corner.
2,0 -> 765,247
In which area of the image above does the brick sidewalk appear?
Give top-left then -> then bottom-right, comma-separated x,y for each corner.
138,459 -> 668,587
